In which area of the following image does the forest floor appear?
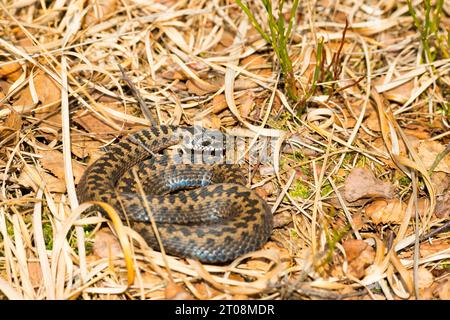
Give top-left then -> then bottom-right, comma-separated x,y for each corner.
0,0 -> 449,300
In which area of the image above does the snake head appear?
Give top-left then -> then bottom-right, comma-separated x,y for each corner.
174,126 -> 226,165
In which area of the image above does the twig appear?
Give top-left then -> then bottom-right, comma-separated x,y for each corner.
403,219 -> 450,250
412,172 -> 420,299
429,143 -> 450,174
117,64 -> 157,126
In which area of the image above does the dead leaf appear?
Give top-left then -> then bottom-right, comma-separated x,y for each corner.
364,199 -> 406,224
344,167 -> 396,202
342,239 -> 375,279
84,0 -> 118,26
417,140 -> 450,173
194,113 -> 221,129
415,195 -> 449,220
377,75 -> 414,104
93,228 -> 123,259
0,80 -> 11,98
219,31 -> 234,47
165,282 -> 194,300
14,70 -> 61,114
187,74 -> 223,95
0,61 -> 22,81
237,92 -> 255,118
71,134 -> 104,161
37,149 -> 85,184
17,165 -> 66,193
193,283 -> 221,299
435,194 -> 450,219
365,112 -> 381,132
210,94 -> 228,114
73,108 -> 117,136
240,54 -> 269,70
437,279 -> 449,300
140,272 -> 163,287
255,181 -> 276,198
161,59 -> 188,80
186,79 -> 209,95
431,172 -> 450,195
0,110 -> 22,146
27,261 -> 43,288
234,76 -> 260,90
262,241 -> 291,261
404,125 -> 431,140
420,240 -> 449,257
273,212 -> 292,228
414,267 -> 434,289
420,282 -> 437,300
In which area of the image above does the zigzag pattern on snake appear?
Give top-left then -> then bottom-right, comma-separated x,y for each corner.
77,125 -> 273,263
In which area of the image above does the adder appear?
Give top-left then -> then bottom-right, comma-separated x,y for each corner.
77,125 -> 273,263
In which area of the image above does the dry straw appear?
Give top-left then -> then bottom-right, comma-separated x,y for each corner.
0,0 -> 448,300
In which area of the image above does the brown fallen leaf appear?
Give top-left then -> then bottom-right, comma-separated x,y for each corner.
140,272 -> 164,287
17,165 -> 66,193
0,80 -> 11,98
27,261 -> 43,288
0,61 -> 22,81
377,75 -> 414,104
240,54 -> 268,69
70,134 -> 104,161
37,149 -> 85,184
14,70 -> 61,114
335,108 -> 357,129
365,112 -> 381,132
0,110 -> 22,146
344,167 -> 396,202
372,138 -> 405,168
186,79 -> 210,96
417,140 -> 450,173
255,181 -> 276,199
93,228 -> 123,259
237,92 -> 255,119
273,212 -> 292,228
219,30 -> 234,48
419,240 -> 450,258
72,110 -> 116,136
84,0 -> 118,26
194,114 -> 221,129
416,195 -> 449,220
404,125 -> 431,140
420,282 -> 438,300
342,239 -> 375,279
431,172 -> 450,195
165,282 -> 194,300
436,279 -> 449,300
364,199 -> 406,224
417,267 -> 435,289
193,283 -> 221,299
210,94 -> 228,114
262,241 -> 291,261
435,194 -> 450,219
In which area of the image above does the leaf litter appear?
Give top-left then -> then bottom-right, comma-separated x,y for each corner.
0,0 -> 449,300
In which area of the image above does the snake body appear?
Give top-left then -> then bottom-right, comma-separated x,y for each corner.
77,125 -> 273,263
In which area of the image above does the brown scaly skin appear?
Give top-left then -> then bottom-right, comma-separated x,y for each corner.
77,125 -> 273,263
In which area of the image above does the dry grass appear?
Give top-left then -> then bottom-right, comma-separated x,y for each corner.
0,0 -> 449,300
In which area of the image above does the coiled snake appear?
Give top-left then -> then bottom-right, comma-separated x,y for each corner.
77,125 -> 273,263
